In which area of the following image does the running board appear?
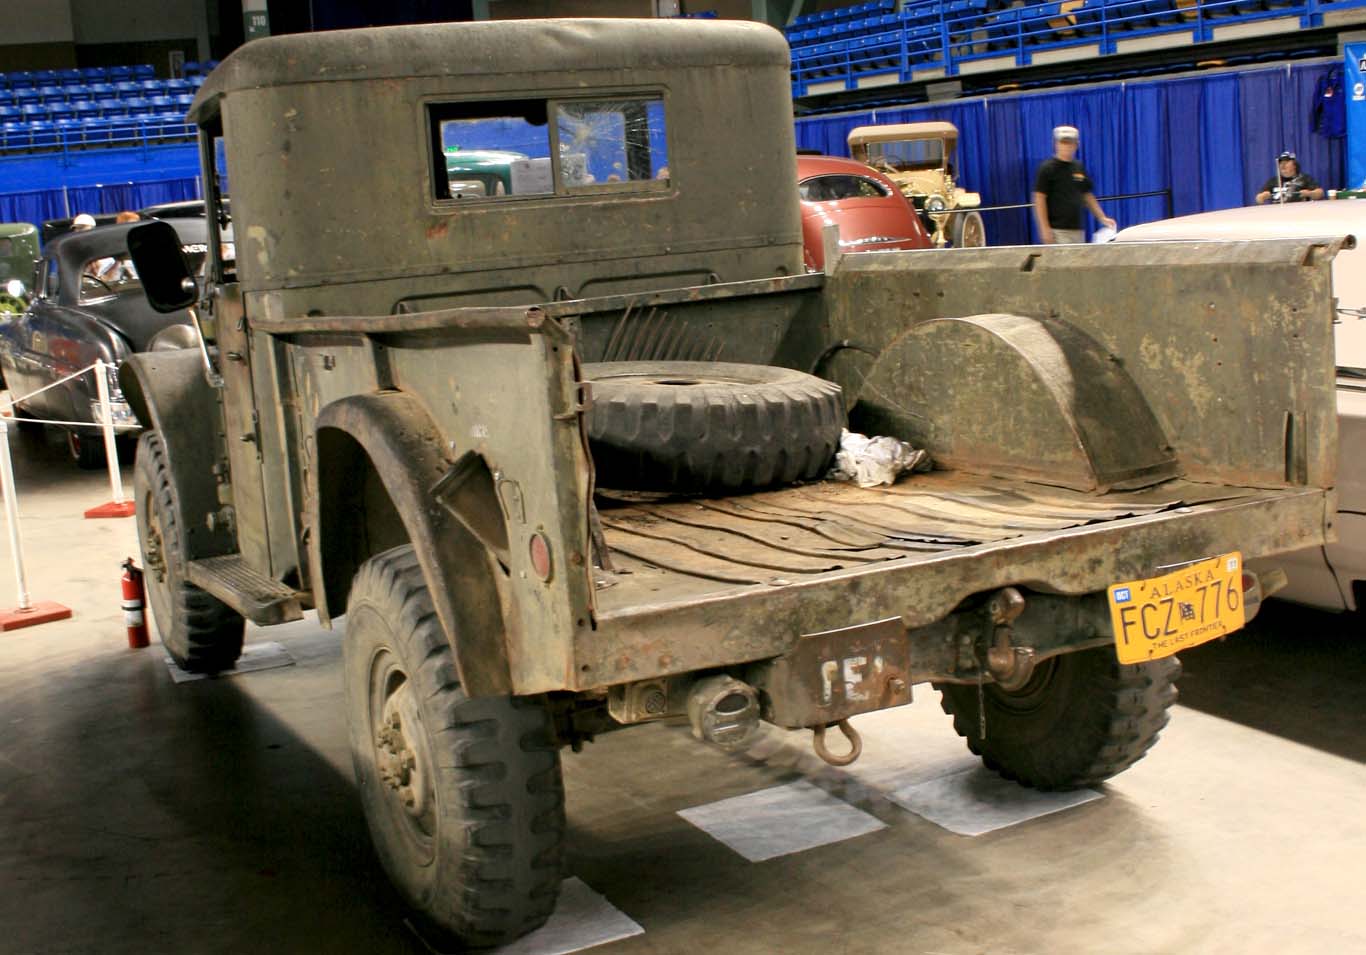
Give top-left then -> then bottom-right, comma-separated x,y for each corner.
187,555 -> 305,626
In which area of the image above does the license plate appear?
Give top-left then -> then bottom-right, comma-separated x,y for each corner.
1107,552 -> 1245,664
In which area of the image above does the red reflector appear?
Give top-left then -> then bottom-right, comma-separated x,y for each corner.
529,533 -> 553,581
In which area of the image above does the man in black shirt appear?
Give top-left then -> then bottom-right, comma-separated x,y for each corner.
1255,151 -> 1325,204
1032,125 -> 1115,244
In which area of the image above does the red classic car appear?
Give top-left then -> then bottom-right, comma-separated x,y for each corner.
797,154 -> 933,270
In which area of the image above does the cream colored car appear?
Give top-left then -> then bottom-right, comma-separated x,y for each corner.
847,121 -> 986,249
1117,201 -> 1366,613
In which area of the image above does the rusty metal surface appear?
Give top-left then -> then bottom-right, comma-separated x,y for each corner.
578,476 -> 1331,688
749,616 -> 912,728
824,239 -> 1343,493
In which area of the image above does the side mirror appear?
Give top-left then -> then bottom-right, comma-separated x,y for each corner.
127,221 -> 198,313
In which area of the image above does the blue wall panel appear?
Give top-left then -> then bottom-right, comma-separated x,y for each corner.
797,61 -> 1347,245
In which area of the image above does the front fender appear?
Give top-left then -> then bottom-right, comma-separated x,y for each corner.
311,392 -> 513,698
119,350 -> 236,559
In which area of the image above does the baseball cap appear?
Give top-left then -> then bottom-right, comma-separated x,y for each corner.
71,213 -> 96,230
1276,150 -> 1296,162
1053,125 -> 1079,142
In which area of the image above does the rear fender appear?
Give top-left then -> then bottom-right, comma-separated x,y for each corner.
310,392 -> 513,697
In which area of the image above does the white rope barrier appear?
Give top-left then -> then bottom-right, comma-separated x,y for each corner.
1,359 -> 129,509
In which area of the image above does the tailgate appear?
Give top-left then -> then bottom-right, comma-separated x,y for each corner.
578,474 -> 1329,687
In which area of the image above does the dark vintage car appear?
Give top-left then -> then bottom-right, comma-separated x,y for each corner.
0,219 -> 212,467
797,154 -> 933,270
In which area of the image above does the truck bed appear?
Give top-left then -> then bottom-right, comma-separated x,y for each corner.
579,473 -> 1326,686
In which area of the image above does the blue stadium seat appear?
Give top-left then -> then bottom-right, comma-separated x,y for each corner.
33,70 -> 59,85
87,82 -> 113,97
72,100 -> 102,120
0,90 -> 12,104
140,79 -> 163,93
0,121 -> 26,152
0,105 -> 20,123
187,75 -> 206,88
48,103 -> 75,122
133,64 -> 155,80
167,78 -> 193,94
28,120 -> 57,149
81,66 -> 109,82
57,68 -> 82,83
36,85 -> 63,102
63,84 -> 92,102
123,97 -> 152,116
174,93 -> 194,109
108,66 -> 134,82
184,61 -> 202,77
96,98 -> 125,117
8,72 -> 36,89
115,81 -> 140,97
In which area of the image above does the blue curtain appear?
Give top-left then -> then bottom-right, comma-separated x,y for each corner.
0,178 -> 200,226
795,60 -> 1347,244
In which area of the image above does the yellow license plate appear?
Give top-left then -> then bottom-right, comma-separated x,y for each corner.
1107,551 -> 1245,664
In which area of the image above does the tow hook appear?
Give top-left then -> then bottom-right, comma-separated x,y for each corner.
812,719 -> 862,766
984,587 -> 1034,691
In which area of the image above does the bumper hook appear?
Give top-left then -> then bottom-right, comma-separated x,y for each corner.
812,719 -> 863,767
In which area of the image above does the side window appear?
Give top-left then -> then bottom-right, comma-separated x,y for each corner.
431,100 -> 553,200
428,95 -> 668,202
556,98 -> 669,189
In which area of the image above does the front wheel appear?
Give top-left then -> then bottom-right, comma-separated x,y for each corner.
950,210 -> 987,248
936,646 -> 1180,790
134,431 -> 244,672
345,545 -> 565,949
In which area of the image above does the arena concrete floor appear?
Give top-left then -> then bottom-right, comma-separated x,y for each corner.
2,426 -> 1364,955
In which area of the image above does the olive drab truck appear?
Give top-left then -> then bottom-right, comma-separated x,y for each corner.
122,19 -> 1340,949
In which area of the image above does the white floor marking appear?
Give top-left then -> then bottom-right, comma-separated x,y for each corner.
164,641 -> 295,684
678,778 -> 887,862
490,878 -> 644,955
888,765 -> 1102,836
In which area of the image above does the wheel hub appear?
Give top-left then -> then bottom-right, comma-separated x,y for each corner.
143,518 -> 167,583
375,687 -> 429,819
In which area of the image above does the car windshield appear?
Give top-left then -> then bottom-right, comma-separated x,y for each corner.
863,139 -> 944,172
799,175 -> 892,202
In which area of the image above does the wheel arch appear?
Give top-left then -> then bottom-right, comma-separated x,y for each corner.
119,349 -> 236,559
311,392 -> 513,697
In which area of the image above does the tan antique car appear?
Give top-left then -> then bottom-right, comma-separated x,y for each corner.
847,121 -> 986,248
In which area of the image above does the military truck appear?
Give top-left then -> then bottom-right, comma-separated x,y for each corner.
122,20 -> 1340,949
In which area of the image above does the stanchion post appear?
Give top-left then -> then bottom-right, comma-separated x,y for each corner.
94,359 -> 126,505
0,419 -> 32,612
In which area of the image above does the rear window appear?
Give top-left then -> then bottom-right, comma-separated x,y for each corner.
799,175 -> 893,202
430,96 -> 669,202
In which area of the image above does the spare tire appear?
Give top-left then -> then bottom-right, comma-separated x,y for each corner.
583,361 -> 844,492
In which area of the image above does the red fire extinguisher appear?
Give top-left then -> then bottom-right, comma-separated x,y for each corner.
121,558 -> 149,649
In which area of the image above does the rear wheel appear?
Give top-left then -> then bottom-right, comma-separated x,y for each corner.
936,646 -> 1180,790
345,545 -> 565,949
67,429 -> 105,469
134,431 -> 244,672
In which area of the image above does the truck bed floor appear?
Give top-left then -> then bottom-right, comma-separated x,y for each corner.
593,474 -> 1266,612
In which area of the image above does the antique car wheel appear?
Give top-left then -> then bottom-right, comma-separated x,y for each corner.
134,431 -> 245,672
66,429 -> 106,470
583,361 -> 844,492
951,210 -> 987,248
935,646 -> 1180,790
345,545 -> 565,949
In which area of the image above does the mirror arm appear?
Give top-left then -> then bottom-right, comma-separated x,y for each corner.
187,306 -> 225,389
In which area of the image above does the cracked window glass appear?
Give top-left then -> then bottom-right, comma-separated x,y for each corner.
555,98 -> 668,189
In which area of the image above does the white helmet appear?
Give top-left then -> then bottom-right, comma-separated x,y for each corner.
71,213 -> 97,231
1053,125 -> 1079,143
